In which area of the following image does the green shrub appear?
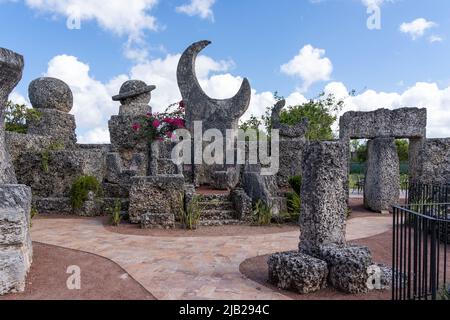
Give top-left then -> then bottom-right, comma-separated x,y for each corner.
4,101 -> 41,134
252,200 -> 273,226
288,176 -> 302,195
287,192 -> 301,214
178,194 -> 203,230
279,211 -> 300,224
108,199 -> 122,227
70,176 -> 102,210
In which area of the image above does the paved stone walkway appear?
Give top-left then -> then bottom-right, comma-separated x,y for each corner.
31,216 -> 391,300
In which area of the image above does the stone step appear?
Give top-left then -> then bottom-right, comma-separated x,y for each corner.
199,219 -> 245,227
199,200 -> 234,211
196,194 -> 230,202
200,209 -> 236,220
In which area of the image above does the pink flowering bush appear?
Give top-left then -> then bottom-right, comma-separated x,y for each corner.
132,101 -> 186,142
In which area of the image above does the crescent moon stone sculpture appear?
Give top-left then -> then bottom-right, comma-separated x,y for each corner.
177,40 -> 251,134
0,48 -> 24,184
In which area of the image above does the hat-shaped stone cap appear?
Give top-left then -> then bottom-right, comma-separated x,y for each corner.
28,77 -> 73,113
112,80 -> 156,103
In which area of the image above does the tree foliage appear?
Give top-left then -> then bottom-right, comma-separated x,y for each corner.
351,139 -> 410,164
278,93 -> 344,141
240,91 -> 345,142
4,101 -> 41,134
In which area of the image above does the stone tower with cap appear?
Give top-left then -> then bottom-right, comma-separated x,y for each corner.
105,80 -> 156,199
108,80 -> 155,170
27,77 -> 77,147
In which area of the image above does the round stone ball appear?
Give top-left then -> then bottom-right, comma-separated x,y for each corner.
28,77 -> 73,113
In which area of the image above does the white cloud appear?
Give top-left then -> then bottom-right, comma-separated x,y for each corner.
23,0 -> 159,38
176,0 -> 216,21
17,0 -> 160,62
45,54 -> 127,134
361,0 -> 395,7
400,18 -> 437,40
78,127 -> 110,144
280,45 -> 333,92
429,35 -> 443,43
33,49 -> 450,143
9,91 -> 29,106
325,81 -> 450,138
39,50 -> 278,143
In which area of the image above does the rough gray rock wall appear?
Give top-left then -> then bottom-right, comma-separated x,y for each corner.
339,108 -> 427,140
108,115 -> 149,173
364,137 -> 400,212
0,185 -> 33,295
14,150 -> 106,198
5,132 -> 57,163
299,141 -> 348,257
412,138 -> 450,184
27,109 -> 77,148
0,48 -> 24,184
277,139 -> 306,188
128,175 -> 185,225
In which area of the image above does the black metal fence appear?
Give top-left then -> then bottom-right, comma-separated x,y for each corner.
392,203 -> 450,300
407,182 -> 450,205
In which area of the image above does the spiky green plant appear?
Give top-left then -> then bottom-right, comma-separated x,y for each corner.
178,194 -> 203,230
252,200 -> 273,226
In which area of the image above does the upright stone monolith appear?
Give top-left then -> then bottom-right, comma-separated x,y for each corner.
299,141 -> 348,256
364,137 -> 400,213
0,48 -> 33,296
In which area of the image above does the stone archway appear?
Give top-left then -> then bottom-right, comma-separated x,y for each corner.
339,108 -> 427,213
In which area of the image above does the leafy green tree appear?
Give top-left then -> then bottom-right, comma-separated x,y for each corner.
395,139 -> 409,162
351,139 -> 409,164
278,93 -> 344,141
4,101 -> 41,134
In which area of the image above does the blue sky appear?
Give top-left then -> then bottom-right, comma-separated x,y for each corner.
1,0 -> 450,142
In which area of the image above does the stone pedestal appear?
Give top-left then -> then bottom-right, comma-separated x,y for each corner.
269,141 -> 377,295
268,251 -> 328,294
364,137 -> 400,213
319,245 -> 373,294
299,141 -> 348,256
128,175 -> 185,226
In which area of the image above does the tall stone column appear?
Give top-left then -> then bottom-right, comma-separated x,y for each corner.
0,49 -> 23,184
364,137 -> 400,212
0,48 -> 33,295
299,141 -> 348,256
